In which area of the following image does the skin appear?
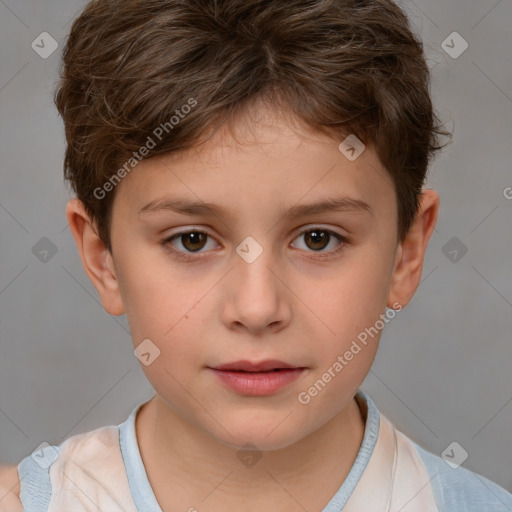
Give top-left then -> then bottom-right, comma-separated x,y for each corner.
0,466 -> 22,512
2,104 -> 439,512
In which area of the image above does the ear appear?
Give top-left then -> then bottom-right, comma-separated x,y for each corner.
387,189 -> 440,309
65,198 -> 125,316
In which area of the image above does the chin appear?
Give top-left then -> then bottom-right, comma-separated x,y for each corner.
208,419 -> 306,452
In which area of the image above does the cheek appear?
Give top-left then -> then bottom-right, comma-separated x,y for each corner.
307,253 -> 392,339
114,248 -> 192,341
117,257 -> 217,387
121,265 -> 208,393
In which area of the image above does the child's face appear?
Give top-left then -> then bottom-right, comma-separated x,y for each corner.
88,106 -> 409,450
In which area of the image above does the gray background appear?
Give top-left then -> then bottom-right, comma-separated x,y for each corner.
1,0 -> 512,494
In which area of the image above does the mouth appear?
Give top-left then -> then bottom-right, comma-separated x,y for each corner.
207,360 -> 307,396
209,359 -> 303,372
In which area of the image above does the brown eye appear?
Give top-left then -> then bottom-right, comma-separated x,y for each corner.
179,231 -> 208,252
304,229 -> 331,251
164,230 -> 216,255
291,227 -> 346,258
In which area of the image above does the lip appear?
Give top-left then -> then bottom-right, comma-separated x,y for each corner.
211,359 -> 299,372
208,360 -> 306,396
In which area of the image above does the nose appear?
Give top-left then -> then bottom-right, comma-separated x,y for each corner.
220,246 -> 292,336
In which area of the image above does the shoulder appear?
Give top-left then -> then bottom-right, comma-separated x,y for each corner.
410,439 -> 512,511
13,425 -> 120,511
360,392 -> 512,512
15,423 -> 139,511
0,465 -> 22,512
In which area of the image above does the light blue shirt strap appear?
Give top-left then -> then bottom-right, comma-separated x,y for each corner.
321,390 -> 380,511
17,445 -> 60,511
119,402 -> 163,511
413,442 -> 512,511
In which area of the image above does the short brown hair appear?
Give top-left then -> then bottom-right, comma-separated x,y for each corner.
55,0 -> 449,253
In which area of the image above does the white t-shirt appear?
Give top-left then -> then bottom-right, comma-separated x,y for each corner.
7,390 -> 512,511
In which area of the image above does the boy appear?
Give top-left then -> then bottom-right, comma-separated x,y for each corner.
1,0 -> 511,510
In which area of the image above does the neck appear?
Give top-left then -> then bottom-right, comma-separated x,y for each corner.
136,394 -> 365,511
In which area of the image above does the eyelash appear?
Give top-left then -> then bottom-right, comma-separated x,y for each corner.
160,227 -> 349,262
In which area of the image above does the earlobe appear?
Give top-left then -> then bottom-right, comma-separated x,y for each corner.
387,189 -> 440,309
65,198 -> 125,316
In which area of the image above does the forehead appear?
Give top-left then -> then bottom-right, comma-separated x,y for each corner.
111,105 -> 396,227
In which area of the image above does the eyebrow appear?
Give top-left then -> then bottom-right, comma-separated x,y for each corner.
137,196 -> 373,221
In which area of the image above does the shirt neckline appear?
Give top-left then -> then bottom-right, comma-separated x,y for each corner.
118,389 -> 380,512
